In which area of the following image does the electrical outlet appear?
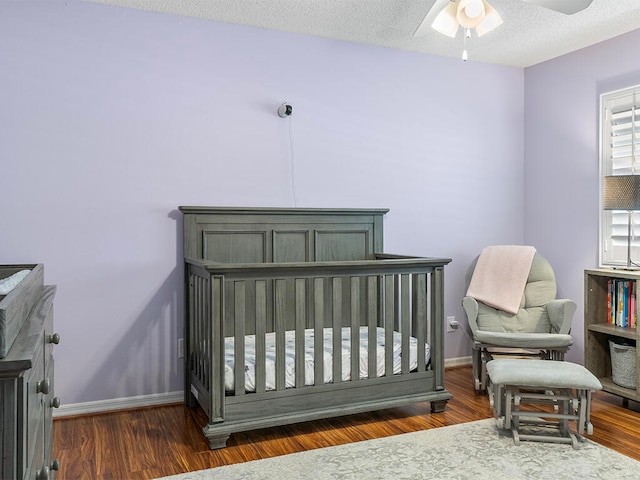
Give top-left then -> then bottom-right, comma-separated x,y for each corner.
177,338 -> 184,358
447,316 -> 459,333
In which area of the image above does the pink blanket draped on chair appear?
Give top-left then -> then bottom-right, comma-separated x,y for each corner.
466,245 -> 536,315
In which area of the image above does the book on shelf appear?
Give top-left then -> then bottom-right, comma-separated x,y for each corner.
607,278 -> 638,328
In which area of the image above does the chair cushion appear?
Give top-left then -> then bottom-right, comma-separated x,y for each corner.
476,304 -> 553,333
475,331 -> 573,348
486,359 -> 602,390
523,253 -> 557,307
475,253 -> 558,334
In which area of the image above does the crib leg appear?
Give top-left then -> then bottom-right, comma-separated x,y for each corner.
431,399 -> 449,413
205,432 -> 231,450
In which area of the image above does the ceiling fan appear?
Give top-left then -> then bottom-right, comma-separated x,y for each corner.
414,0 -> 595,38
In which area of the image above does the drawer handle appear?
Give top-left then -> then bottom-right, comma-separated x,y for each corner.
37,378 -> 51,395
51,397 -> 61,408
36,466 -> 50,480
49,333 -> 61,345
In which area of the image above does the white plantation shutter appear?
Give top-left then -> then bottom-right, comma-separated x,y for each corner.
601,86 -> 640,266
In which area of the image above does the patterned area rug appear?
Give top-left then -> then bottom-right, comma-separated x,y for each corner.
157,419 -> 639,480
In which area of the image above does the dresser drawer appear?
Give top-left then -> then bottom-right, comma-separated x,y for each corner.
24,422 -> 44,480
42,302 -> 59,474
1,284 -> 56,480
44,359 -> 56,470
24,340 -> 46,479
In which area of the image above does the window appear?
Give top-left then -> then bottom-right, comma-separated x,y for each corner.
600,85 -> 640,266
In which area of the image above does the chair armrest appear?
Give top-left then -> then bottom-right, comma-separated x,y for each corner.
546,299 -> 576,334
463,296 -> 480,335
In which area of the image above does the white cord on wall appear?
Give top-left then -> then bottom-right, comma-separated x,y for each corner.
278,101 -> 298,207
288,115 -> 299,207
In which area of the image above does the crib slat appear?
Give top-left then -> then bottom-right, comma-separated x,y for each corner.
201,276 -> 209,389
384,274 -> 395,377
191,274 -> 200,387
313,277 -> 324,386
413,273 -> 427,372
202,275 -> 211,390
401,274 -> 410,374
393,274 -> 401,332
211,275 -> 225,422
295,279 -> 306,388
393,275 -> 401,373
234,281 -> 246,396
332,277 -> 342,385
274,279 -> 287,391
432,267 -> 446,389
367,275 -> 377,379
255,280 -> 267,394
350,276 -> 360,382
194,275 -> 202,386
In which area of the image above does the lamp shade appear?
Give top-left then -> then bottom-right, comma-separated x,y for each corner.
432,1 -> 459,38
476,1 -> 503,36
603,175 -> 640,211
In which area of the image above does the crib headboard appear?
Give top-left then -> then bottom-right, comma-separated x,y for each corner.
179,207 -> 389,263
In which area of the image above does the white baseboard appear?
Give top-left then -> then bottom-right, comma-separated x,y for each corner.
55,359 -> 473,418
53,391 -> 183,418
444,356 -> 472,368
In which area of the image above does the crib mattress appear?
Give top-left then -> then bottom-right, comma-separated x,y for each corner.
224,327 -> 430,392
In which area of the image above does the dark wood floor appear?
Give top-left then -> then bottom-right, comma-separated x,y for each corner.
53,366 -> 640,480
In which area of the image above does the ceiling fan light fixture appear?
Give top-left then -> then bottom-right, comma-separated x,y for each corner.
456,0 -> 486,29
475,1 -> 503,36
431,1 -> 460,38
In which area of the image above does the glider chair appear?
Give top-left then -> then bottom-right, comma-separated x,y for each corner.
462,246 -> 576,391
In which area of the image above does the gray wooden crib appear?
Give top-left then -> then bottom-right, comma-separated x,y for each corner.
180,206 -> 452,449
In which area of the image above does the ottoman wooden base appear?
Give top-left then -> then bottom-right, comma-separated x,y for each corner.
486,359 -> 602,449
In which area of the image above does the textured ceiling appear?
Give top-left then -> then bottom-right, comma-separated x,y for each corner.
83,0 -> 640,67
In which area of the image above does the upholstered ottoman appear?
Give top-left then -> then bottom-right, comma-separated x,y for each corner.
486,359 -> 602,448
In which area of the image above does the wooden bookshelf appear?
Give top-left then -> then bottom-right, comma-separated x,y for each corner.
584,268 -> 640,404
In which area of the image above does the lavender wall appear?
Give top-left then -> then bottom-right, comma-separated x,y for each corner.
0,1 -> 524,405
524,28 -> 640,363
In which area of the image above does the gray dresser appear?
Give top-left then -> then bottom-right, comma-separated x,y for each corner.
0,266 -> 60,480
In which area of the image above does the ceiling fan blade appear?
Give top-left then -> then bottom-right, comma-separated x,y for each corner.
521,0 -> 594,15
414,0 -> 453,36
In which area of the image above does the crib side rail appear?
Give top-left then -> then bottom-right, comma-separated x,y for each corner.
184,256 -> 449,406
186,255 -> 449,278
